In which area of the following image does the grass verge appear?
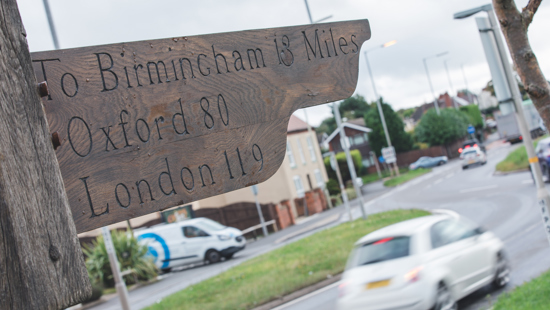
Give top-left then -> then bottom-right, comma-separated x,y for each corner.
383,168 -> 432,187
493,269 -> 550,310
145,209 -> 430,310
495,135 -> 548,172
361,167 -> 409,185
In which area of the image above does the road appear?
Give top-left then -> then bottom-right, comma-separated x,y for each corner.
275,141 -> 550,310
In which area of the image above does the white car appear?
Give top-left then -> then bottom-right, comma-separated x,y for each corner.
134,217 -> 246,272
337,214 -> 509,310
460,147 -> 487,169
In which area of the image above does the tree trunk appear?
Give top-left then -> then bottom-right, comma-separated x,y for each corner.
493,0 -> 550,128
0,0 -> 91,309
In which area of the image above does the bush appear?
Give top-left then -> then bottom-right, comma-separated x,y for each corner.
83,230 -> 158,288
323,150 -> 362,184
326,179 -> 340,196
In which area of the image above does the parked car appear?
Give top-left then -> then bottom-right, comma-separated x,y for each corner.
337,214 -> 509,310
134,217 -> 246,272
535,137 -> 550,181
461,147 -> 487,169
458,139 -> 486,154
409,156 -> 448,170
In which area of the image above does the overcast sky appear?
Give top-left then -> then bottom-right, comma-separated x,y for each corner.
18,0 -> 550,126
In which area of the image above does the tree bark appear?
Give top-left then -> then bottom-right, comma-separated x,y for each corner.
0,0 -> 91,309
493,0 -> 550,128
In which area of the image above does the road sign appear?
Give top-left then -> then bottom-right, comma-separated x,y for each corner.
468,125 -> 475,134
378,156 -> 385,163
381,146 -> 396,164
31,20 -> 371,233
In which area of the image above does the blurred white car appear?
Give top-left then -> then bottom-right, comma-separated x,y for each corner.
337,214 -> 509,310
460,147 -> 487,169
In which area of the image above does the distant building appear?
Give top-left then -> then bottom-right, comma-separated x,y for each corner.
477,90 -> 498,110
325,118 -> 374,169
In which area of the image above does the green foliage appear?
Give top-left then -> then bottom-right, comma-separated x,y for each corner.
364,100 -> 414,156
323,150 -> 362,184
316,117 -> 336,135
397,107 -> 415,119
339,94 -> 371,118
459,105 -> 484,130
415,108 -> 469,146
83,230 -> 158,288
145,209 -> 430,310
495,136 -> 546,172
326,178 -> 340,196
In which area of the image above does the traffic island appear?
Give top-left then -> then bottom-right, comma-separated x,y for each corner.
383,168 -> 432,187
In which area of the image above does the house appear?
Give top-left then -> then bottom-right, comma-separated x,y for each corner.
324,118 -> 375,169
78,114 -> 329,239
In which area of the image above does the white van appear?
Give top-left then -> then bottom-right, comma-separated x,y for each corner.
134,217 -> 246,272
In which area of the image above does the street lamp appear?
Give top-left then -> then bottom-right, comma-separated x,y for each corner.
364,40 -> 399,176
443,60 -> 458,109
423,51 -> 448,115
454,4 -> 550,245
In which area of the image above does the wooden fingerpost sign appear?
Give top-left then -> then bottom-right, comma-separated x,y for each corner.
30,20 -> 371,235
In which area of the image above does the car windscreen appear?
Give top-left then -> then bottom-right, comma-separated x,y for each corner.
346,236 -> 410,269
197,218 -> 226,231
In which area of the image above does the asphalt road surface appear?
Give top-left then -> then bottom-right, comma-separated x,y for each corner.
275,142 -> 550,310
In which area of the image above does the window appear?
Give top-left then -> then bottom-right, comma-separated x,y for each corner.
306,137 -> 317,162
182,226 -> 209,238
293,175 -> 305,198
346,236 -> 410,269
362,158 -> 372,167
314,169 -> 324,188
430,219 -> 478,249
353,134 -> 365,145
297,139 -> 306,165
287,141 -> 296,168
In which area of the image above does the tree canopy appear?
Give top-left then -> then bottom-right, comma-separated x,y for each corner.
364,100 -> 413,156
415,108 -> 469,146
315,94 -> 371,135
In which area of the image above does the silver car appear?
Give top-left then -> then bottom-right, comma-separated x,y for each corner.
461,147 -> 487,169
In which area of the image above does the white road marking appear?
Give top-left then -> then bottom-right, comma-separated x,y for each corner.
445,173 -> 455,179
434,178 -> 444,185
271,281 -> 341,310
459,185 -> 498,193
522,179 -> 534,184
425,185 -> 432,190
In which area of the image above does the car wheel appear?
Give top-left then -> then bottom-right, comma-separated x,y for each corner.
438,161 -> 444,166
493,253 -> 510,289
205,250 -> 221,264
432,283 -> 457,310
462,166 -> 467,170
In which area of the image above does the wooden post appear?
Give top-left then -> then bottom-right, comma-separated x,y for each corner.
0,0 -> 91,309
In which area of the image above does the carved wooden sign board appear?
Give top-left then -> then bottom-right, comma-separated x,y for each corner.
31,20 -> 371,233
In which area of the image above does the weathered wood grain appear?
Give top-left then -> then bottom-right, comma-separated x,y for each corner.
0,0 -> 91,308
31,20 -> 371,233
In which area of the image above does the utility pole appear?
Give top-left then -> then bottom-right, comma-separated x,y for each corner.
333,102 -> 367,220
251,185 -> 268,237
444,60 -> 459,109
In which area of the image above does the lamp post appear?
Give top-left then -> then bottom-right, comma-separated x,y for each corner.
443,60 -> 458,109
423,51 -> 448,115
454,4 -> 550,246
364,40 -> 400,176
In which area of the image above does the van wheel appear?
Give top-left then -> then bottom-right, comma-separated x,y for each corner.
224,253 -> 234,260
160,267 -> 172,274
206,250 -> 221,264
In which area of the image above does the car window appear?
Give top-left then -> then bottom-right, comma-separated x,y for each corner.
430,219 -> 478,249
346,236 -> 410,269
462,150 -> 477,156
182,226 -> 209,238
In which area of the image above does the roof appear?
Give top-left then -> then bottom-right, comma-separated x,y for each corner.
287,114 -> 310,134
325,120 -> 372,144
354,214 -> 451,245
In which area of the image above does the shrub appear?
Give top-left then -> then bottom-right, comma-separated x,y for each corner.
83,230 -> 158,288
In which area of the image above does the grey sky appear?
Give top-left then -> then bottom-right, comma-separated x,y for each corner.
18,0 -> 550,126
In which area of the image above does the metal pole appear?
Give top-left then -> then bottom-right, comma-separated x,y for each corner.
333,102 -> 367,220
364,51 -> 399,176
251,186 -> 268,236
42,0 -> 60,49
423,58 -> 441,115
101,227 -> 131,310
461,64 -> 470,91
444,60 -> 458,109
330,152 -> 352,220
486,8 -> 550,245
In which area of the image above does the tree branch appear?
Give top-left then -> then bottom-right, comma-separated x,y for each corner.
522,0 -> 542,28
